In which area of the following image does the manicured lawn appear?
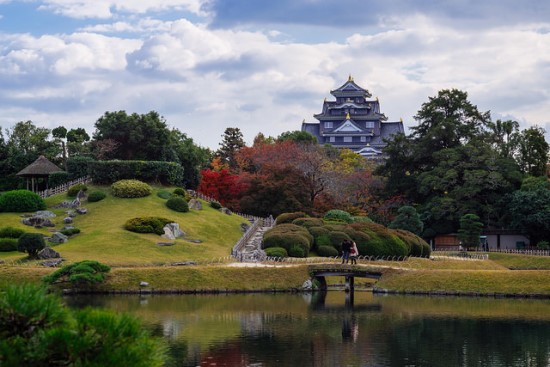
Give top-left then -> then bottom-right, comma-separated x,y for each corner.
0,186 -> 248,266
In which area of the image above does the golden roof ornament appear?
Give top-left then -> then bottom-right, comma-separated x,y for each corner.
346,112 -> 351,120
348,74 -> 353,82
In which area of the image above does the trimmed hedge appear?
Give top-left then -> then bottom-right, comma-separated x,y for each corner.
210,201 -> 222,209
48,171 -> 69,188
0,190 -> 46,213
60,227 -> 81,236
111,180 -> 152,198
87,190 -> 106,203
0,227 -> 25,238
289,245 -> 306,258
292,217 -> 324,228
0,238 -> 18,252
265,247 -> 288,258
67,156 -> 94,180
43,260 -> 111,286
88,160 -> 184,185
124,217 -> 173,235
317,245 -> 339,257
324,209 -> 354,223
276,212 -> 307,224
166,197 -> 189,213
157,190 -> 172,199
308,226 -> 330,238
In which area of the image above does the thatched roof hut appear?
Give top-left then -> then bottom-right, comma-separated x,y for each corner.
16,155 -> 64,192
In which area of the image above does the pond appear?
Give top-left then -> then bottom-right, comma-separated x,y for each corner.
65,291 -> 550,367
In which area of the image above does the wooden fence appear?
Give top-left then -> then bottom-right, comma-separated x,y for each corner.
37,176 -> 91,198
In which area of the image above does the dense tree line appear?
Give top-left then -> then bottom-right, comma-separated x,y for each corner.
0,111 -> 212,190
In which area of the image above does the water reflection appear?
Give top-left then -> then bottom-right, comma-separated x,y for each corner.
65,292 -> 550,367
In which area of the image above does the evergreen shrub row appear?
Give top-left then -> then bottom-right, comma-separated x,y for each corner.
0,238 -> 18,252
67,183 -> 87,197
88,160 -> 184,185
0,227 -> 25,238
48,171 -> 69,188
87,190 -> 106,202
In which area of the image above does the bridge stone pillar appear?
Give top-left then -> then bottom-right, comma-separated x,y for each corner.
344,276 -> 354,291
314,276 -> 327,291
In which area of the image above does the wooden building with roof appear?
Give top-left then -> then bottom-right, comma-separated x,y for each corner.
301,75 -> 404,159
16,155 -> 64,192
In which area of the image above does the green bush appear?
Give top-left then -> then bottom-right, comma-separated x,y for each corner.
166,196 -> 189,212
315,234 -> 332,248
17,233 -> 46,259
265,247 -> 288,258
351,222 -> 409,257
276,212 -> 307,224
0,226 -> 25,238
324,209 -> 353,223
43,260 -> 111,286
124,217 -> 173,235
317,245 -> 339,257
67,183 -> 88,197
88,160 -> 183,186
48,171 -> 69,188
0,283 -> 165,366
157,190 -> 172,199
308,226 -> 330,238
394,229 -> 431,257
0,190 -> 46,213
60,227 -> 81,236
87,190 -> 106,202
537,241 -> 550,250
289,245 -> 306,258
264,224 -> 313,246
67,156 -> 94,180
328,231 -> 352,252
292,217 -> 324,228
111,179 -> 152,198
172,188 -> 191,201
352,216 -> 373,223
0,238 -> 18,252
262,233 -> 311,253
210,200 -> 222,209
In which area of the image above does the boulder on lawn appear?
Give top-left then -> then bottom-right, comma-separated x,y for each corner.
49,232 -> 68,244
38,247 -> 61,259
161,223 -> 185,240
188,198 -> 202,210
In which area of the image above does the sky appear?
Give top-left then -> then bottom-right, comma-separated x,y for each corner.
0,0 -> 549,150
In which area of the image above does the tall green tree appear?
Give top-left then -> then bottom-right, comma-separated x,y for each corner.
170,129 -> 212,188
66,127 -> 91,157
516,126 -> 549,177
277,130 -> 317,144
389,206 -> 424,235
92,111 -> 176,161
52,126 -> 68,169
217,127 -> 245,170
457,214 -> 484,248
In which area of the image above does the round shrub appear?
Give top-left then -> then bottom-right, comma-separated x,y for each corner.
60,227 -> 81,236
124,217 -> 173,235
262,233 -> 311,253
0,238 -> 18,252
308,226 -> 330,238
324,209 -> 353,223
67,183 -> 88,197
276,212 -> 307,224
317,245 -> 339,257
328,231 -> 352,252
111,179 -> 152,198
265,247 -> 288,258
352,216 -> 373,223
157,190 -> 172,199
0,226 -> 25,238
173,187 -> 186,196
210,200 -> 222,209
292,217 -> 324,228
264,224 -> 313,247
166,196 -> 189,213
289,245 -> 306,258
394,229 -> 431,258
0,190 -> 46,213
315,234 -> 332,248
17,233 -> 46,259
87,190 -> 106,203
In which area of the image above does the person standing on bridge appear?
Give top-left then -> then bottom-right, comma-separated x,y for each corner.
341,239 -> 352,264
350,241 -> 359,265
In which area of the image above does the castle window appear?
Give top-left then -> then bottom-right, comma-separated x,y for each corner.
365,121 -> 374,128
344,136 -> 352,143
329,136 -> 335,143
324,122 -> 333,128
360,136 -> 366,142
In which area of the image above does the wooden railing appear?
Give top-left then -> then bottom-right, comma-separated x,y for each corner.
37,176 -> 91,198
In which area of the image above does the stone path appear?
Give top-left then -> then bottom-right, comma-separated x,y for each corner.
238,225 -> 270,262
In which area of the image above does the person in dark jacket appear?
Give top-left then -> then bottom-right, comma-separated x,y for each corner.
341,239 -> 352,264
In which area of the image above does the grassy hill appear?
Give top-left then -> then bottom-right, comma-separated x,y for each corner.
0,186 -> 249,266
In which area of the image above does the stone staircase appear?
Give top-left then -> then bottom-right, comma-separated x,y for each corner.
238,225 -> 270,262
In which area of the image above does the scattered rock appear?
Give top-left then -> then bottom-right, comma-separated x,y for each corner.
171,261 -> 196,266
157,242 -> 175,246
240,223 -> 250,232
35,210 -> 56,218
183,238 -> 202,244
38,247 -> 61,259
54,200 -> 79,209
302,279 -> 313,290
41,259 -> 63,267
188,198 -> 202,210
61,226 -> 75,231
76,189 -> 87,201
67,210 -> 77,218
49,232 -> 68,244
63,217 -> 73,224
220,207 -> 232,215
76,207 -> 87,215
161,223 -> 185,240
140,281 -> 149,287
22,216 -> 55,227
